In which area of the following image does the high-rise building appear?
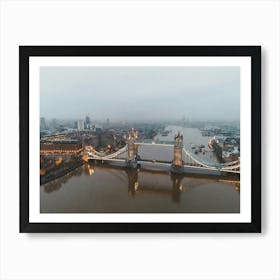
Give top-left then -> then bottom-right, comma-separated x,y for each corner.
106,118 -> 110,128
85,115 -> 91,130
40,117 -> 47,130
77,120 -> 84,131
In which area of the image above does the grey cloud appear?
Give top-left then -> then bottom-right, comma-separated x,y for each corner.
40,66 -> 240,121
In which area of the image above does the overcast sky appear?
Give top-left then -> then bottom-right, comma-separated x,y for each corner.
40,66 -> 240,122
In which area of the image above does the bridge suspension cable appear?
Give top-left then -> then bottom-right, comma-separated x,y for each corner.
88,145 -> 128,160
182,147 -> 240,171
86,142 -> 240,173
183,147 -> 219,168
221,164 -> 240,171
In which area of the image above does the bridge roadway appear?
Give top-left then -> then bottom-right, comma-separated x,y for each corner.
89,158 -> 224,176
135,142 -> 173,147
87,142 -> 240,176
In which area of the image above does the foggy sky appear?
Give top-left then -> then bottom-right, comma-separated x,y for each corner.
40,66 -> 240,121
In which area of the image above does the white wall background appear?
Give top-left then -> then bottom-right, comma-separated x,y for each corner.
0,0 -> 279,279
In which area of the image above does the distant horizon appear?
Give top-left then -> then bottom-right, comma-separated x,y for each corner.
40,116 -> 240,124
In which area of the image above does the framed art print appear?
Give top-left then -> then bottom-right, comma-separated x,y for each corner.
19,46 -> 261,233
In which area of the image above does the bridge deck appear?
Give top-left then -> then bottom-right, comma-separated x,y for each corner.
87,142 -> 239,175
88,158 -> 239,176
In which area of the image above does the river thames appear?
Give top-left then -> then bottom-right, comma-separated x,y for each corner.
40,126 -> 240,213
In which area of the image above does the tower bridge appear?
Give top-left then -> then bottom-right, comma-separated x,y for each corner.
85,128 -> 240,177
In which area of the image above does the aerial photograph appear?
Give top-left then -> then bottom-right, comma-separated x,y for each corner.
39,66 -> 240,213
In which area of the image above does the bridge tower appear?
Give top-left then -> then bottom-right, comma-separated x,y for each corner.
171,132 -> 184,173
126,128 -> 138,168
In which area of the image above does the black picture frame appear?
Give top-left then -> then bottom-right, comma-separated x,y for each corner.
20,46 -> 261,233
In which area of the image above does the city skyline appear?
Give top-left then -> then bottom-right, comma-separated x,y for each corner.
39,66 -> 241,215
40,66 -> 240,121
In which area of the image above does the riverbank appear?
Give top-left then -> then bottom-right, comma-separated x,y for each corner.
40,160 -> 84,185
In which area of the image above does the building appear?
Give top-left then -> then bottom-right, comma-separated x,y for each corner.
85,115 -> 91,129
106,118 -> 110,128
40,140 -> 83,155
40,117 -> 47,130
77,120 -> 84,131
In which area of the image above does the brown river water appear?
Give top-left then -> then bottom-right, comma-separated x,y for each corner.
40,126 -> 240,213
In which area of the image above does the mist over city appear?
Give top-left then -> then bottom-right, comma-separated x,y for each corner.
40,66 -> 240,214
40,66 -> 240,122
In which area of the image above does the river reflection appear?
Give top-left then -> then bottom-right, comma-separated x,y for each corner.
41,163 -> 240,213
125,168 -> 183,203
43,166 -> 83,193
40,126 -> 240,213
